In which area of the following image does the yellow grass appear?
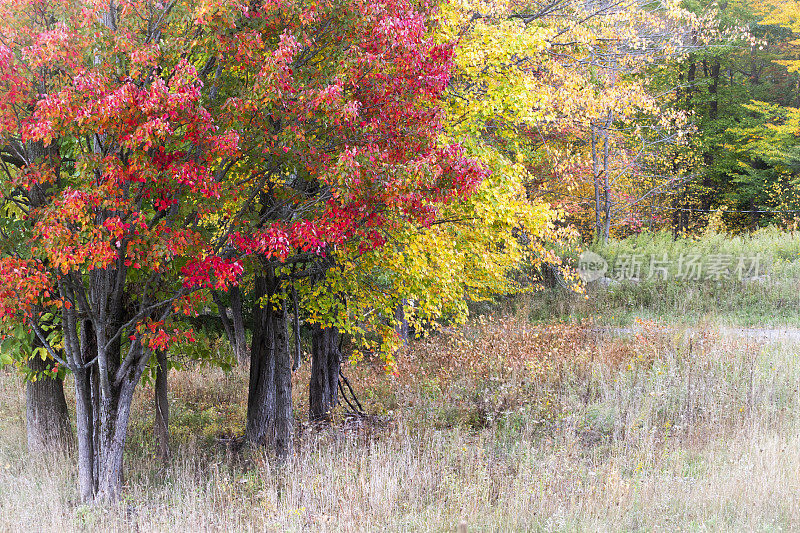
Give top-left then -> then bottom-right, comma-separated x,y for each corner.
1,316 -> 799,531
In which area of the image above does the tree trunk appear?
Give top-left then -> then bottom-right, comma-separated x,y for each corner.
291,282 -> 302,371
214,287 -> 248,365
245,272 -> 294,457
96,356 -> 146,501
245,275 -> 276,445
23,141 -> 72,456
273,299 -> 293,457
68,312 -> 147,503
601,109 -> 612,243
97,340 -> 149,501
230,286 -> 248,365
701,58 -> 721,212
73,368 -> 96,503
709,59 -> 720,121
154,349 -> 170,462
309,325 -> 341,421
48,239 -> 148,504
591,122 -> 602,241
394,299 -> 409,353
26,340 -> 72,454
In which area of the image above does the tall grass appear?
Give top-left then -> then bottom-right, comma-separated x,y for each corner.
2,312 -> 800,531
529,228 -> 800,326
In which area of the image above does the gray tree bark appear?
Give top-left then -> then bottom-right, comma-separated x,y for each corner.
230,286 -> 248,365
309,325 -> 340,421
154,349 -> 170,462
592,122 -> 602,241
602,108 -> 612,243
245,272 -> 294,457
394,299 -> 409,351
25,343 -> 72,454
214,286 -> 249,365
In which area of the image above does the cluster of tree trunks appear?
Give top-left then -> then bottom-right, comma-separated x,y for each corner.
24,265 -> 355,500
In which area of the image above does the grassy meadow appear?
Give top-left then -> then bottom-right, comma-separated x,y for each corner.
2,231 -> 800,531
529,228 -> 800,327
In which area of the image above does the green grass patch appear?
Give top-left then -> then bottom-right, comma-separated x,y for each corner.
532,228 -> 800,327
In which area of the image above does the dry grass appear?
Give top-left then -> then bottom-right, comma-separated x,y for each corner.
2,315 -> 800,531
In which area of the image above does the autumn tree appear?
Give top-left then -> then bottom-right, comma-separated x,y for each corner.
0,110 -> 73,454
171,1 -> 485,433
0,4 -> 75,454
0,0 -> 244,502
255,0 -> 571,421
288,0 -> 586,423
434,0 -> 704,242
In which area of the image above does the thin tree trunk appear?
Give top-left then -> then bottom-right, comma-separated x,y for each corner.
79,318 -> 101,494
394,299 -> 409,352
673,58 -> 696,235
701,58 -> 721,212
73,368 -> 96,503
602,109 -> 612,243
592,122 -> 602,241
213,289 -> 236,356
230,285 -> 248,365
154,349 -> 170,462
673,67 -> 684,238
26,339 -> 72,454
291,282 -> 302,371
214,287 -> 248,365
89,365 -> 100,492
709,59 -> 720,120
310,325 -> 341,421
